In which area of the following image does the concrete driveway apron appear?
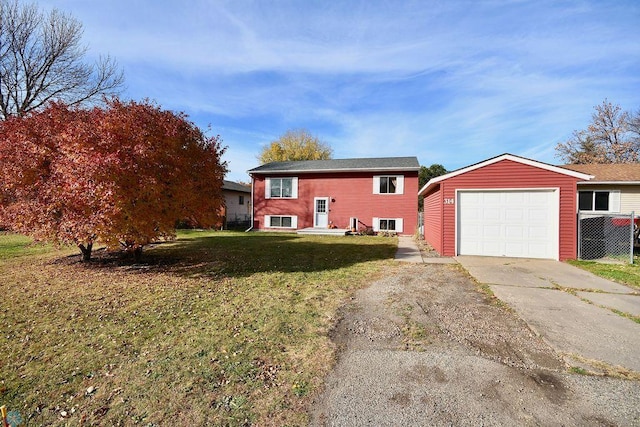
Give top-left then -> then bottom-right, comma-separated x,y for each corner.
456,256 -> 640,372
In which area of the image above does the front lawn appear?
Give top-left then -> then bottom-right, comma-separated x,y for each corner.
567,259 -> 640,290
0,231 -> 397,426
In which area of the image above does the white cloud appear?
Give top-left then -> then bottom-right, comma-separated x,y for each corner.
43,0 -> 640,176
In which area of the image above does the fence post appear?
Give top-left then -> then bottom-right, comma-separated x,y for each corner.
577,212 -> 582,260
631,211 -> 635,265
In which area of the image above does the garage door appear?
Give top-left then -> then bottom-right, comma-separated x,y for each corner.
457,190 -> 559,259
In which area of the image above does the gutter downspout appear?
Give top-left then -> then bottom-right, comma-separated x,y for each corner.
245,173 -> 254,232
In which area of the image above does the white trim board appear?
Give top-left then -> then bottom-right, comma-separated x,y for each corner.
419,153 -> 593,196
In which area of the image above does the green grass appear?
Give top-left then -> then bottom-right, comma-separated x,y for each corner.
568,259 -> 640,290
0,232 -> 64,260
0,230 -> 397,426
569,366 -> 588,375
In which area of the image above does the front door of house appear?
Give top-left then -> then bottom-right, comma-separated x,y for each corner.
314,197 -> 329,228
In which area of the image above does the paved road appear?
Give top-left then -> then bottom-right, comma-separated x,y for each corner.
456,256 -> 640,372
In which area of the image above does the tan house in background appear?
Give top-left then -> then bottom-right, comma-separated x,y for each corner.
564,164 -> 640,216
222,180 -> 251,229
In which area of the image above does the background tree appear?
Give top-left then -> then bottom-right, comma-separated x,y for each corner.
0,0 -> 123,119
556,100 -> 640,164
258,128 -> 332,163
0,100 -> 227,260
418,164 -> 447,210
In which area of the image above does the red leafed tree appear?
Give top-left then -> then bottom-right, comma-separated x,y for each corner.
0,99 -> 227,260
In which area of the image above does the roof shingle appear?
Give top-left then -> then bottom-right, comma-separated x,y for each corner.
562,164 -> 640,182
222,180 -> 251,193
248,157 -> 420,174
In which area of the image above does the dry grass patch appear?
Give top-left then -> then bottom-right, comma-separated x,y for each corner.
0,231 -> 396,426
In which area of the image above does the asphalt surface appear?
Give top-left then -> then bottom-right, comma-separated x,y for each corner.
311,263 -> 640,426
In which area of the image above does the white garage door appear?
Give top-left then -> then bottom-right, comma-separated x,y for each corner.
457,190 -> 559,259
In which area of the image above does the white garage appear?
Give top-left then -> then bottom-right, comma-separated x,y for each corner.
457,189 -> 559,259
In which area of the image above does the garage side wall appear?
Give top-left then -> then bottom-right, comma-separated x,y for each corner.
423,184 -> 443,254
440,160 -> 579,260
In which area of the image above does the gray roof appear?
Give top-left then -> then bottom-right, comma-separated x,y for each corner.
248,157 -> 420,174
222,180 -> 251,193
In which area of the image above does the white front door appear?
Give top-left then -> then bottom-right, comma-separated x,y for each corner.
314,197 -> 329,228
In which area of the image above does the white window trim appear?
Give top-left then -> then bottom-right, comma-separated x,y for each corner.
373,175 -> 404,195
372,217 -> 404,233
264,215 -> 298,229
265,177 -> 298,199
578,190 -> 620,213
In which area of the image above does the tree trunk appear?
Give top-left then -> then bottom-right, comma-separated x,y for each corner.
78,242 -> 93,261
133,246 -> 143,262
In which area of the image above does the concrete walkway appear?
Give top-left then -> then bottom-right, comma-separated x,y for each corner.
395,237 -> 456,264
456,256 -> 640,372
394,236 -> 424,263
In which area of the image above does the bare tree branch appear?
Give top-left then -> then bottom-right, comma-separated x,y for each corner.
556,100 -> 640,164
0,0 -> 124,119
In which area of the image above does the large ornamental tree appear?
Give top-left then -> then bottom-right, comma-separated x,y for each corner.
0,99 -> 227,260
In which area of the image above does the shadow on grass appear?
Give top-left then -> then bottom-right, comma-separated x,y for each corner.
68,231 -> 398,278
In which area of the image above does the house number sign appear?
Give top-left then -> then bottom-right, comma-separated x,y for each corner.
444,198 -> 455,205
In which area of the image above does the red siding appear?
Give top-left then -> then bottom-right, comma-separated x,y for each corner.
428,159 -> 579,260
252,171 -> 418,235
423,184 -> 443,253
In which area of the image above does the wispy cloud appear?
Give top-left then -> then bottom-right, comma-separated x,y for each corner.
44,0 -> 640,180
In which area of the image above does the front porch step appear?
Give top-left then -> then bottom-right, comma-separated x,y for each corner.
296,227 -> 349,236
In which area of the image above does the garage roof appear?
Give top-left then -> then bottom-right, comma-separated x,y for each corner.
418,153 -> 593,196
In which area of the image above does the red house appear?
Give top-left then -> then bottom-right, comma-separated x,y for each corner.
248,157 -> 420,235
419,154 -> 592,260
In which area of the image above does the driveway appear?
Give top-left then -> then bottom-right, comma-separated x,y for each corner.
311,264 -> 640,425
456,256 -> 640,373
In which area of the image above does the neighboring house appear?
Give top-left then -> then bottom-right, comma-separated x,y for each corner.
562,164 -> 640,216
248,157 -> 420,235
418,154 -> 592,261
222,180 -> 251,228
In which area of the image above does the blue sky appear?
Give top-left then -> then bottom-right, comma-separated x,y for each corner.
44,0 -> 640,182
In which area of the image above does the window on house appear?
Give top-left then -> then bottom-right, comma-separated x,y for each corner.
270,216 -> 292,227
373,217 -> 403,232
373,175 -> 404,194
379,219 -> 397,231
267,177 -> 297,198
379,176 -> 397,194
266,215 -> 297,228
239,195 -> 245,205
578,190 -> 619,212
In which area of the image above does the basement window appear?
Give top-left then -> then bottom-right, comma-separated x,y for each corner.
265,215 -> 297,229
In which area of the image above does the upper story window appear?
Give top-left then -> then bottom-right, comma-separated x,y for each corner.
373,175 -> 404,195
380,176 -> 397,193
265,177 -> 298,199
578,190 -> 620,212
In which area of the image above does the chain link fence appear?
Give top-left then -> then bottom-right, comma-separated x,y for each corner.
578,212 -> 636,263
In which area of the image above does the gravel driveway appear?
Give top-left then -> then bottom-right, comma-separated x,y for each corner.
310,263 -> 640,426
